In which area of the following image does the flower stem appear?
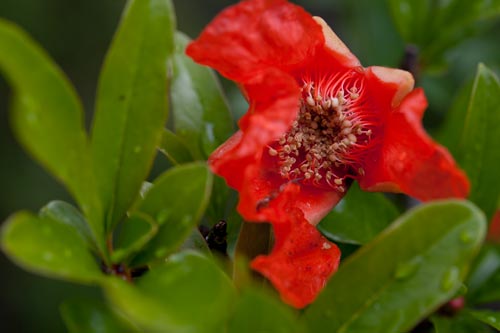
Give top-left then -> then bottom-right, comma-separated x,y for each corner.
233,222 -> 272,287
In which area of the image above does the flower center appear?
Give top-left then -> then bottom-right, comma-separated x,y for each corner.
268,70 -> 375,192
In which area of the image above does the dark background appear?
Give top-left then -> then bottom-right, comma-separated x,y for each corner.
0,1 -> 498,332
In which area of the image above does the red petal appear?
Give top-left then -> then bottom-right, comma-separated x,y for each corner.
359,89 -> 470,200
235,162 -> 343,224
209,68 -> 299,191
186,0 -> 324,81
487,211 -> 500,242
251,205 -> 341,308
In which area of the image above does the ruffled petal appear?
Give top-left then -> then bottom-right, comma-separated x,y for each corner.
208,68 -> 299,191
312,17 -> 360,68
365,66 -> 414,108
251,203 -> 341,308
186,0 -> 324,81
359,89 -> 470,200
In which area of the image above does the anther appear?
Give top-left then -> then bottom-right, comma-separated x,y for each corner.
268,147 -> 278,156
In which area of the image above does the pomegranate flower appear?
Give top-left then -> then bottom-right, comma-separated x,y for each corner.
187,0 -> 469,308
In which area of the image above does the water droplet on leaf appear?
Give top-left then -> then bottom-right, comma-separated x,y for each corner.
460,230 -> 473,244
395,256 -> 423,280
441,267 -> 460,292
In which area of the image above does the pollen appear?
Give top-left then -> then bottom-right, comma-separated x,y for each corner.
269,70 -> 376,192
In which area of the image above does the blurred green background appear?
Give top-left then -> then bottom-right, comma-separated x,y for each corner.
0,0 -> 498,332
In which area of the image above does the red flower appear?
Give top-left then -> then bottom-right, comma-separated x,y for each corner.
187,0 -> 469,308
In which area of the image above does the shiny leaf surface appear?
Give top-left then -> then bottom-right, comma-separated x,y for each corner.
91,0 -> 175,229
305,200 -> 486,333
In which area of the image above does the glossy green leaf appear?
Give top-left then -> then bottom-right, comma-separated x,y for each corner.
437,80 -> 472,157
130,163 -> 213,266
1,212 -> 102,283
387,0 -> 431,44
111,212 -> 158,263
91,0 -> 176,230
170,31 -> 234,160
0,19 -> 103,251
159,128 -> 194,165
104,251 -> 234,332
60,299 -> 138,333
39,201 -> 96,252
458,64 -> 500,221
388,0 -> 500,65
431,313 -> 493,333
227,289 -> 302,333
466,244 -> 500,304
422,0 -> 500,62
469,310 -> 500,330
318,182 -> 399,245
305,200 -> 486,333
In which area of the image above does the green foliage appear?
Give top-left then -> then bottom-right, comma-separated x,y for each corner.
170,32 -> 234,160
305,200 -> 486,333
469,310 -> 500,330
431,313 -> 493,333
1,212 -> 103,283
0,19 -> 103,252
111,212 -> 158,263
91,0 -> 176,231
318,182 -> 399,245
457,64 -> 500,221
388,0 -> 500,66
60,299 -> 138,333
228,289 -> 303,333
104,251 -> 235,333
130,163 -> 213,266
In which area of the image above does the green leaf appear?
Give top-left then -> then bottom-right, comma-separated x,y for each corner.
469,310 -> 500,330
60,299 -> 138,333
431,313 -> 493,333
104,251 -> 234,332
91,0 -> 176,230
458,64 -> 500,221
158,128 -> 194,165
130,163 -> 213,266
39,201 -> 96,252
170,31 -> 234,160
227,289 -> 302,333
437,80 -> 473,157
304,200 -> 486,333
1,212 -> 102,283
111,212 -> 158,263
318,182 -> 399,245
466,244 -> 500,305
422,0 -> 500,62
386,0 -> 432,44
0,19 -> 103,252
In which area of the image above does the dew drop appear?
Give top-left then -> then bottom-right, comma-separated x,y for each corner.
441,267 -> 460,292
156,209 -> 172,224
155,247 -> 167,258
487,316 -> 497,323
133,145 -> 142,153
460,230 -> 473,244
395,256 -> 423,280
43,251 -> 54,261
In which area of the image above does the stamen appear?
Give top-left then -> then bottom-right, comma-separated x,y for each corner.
271,70 -> 375,192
